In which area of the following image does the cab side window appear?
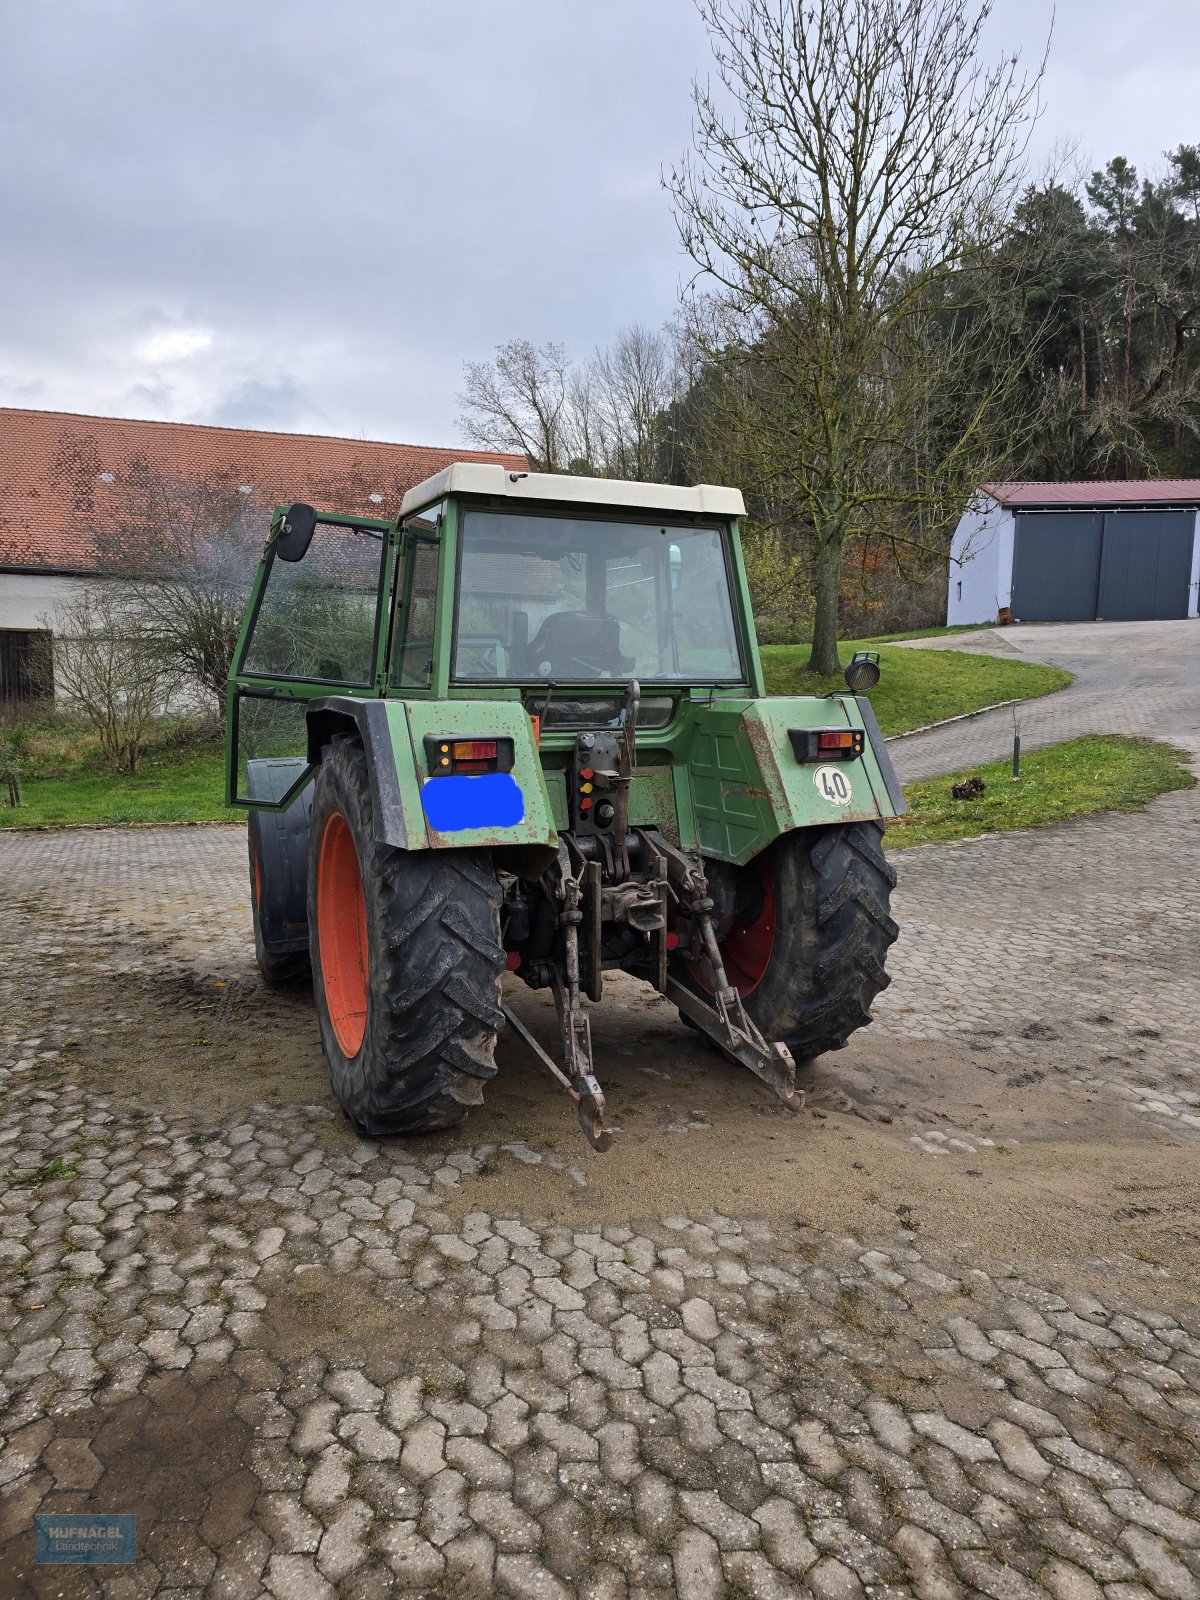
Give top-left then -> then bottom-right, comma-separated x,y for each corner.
243,522 -> 385,686
393,537 -> 441,689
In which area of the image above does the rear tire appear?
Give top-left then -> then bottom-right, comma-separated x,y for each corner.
308,735 -> 506,1136
678,821 -> 898,1062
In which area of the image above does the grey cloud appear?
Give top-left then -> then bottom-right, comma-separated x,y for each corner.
125,379 -> 177,414
206,376 -> 313,432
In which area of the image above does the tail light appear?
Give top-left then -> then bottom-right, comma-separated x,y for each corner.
788,727 -> 865,762
425,735 -> 515,776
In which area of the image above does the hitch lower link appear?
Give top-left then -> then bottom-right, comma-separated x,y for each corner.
503,836 -> 798,1155
501,845 -> 614,1152
654,836 -> 799,1109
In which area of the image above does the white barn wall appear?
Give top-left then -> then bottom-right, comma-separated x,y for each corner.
946,496 -> 1014,625
0,572 -> 207,710
0,571 -> 97,633
1189,512 -> 1200,618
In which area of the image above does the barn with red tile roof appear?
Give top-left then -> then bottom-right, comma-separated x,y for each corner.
0,407 -> 524,700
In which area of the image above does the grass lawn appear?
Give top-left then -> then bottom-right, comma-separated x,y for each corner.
888,735 -> 1196,851
1,640 -> 1071,830
760,641 -> 1071,736
0,724 -> 228,828
855,623 -> 992,644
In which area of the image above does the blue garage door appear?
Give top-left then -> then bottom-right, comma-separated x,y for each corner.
1011,514 -> 1103,621
1097,512 -> 1194,620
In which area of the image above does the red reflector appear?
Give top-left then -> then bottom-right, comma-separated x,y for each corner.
580,767 -> 594,780
580,796 -> 593,810
818,731 -> 855,751
666,932 -> 679,950
452,739 -> 497,761
505,952 -> 522,971
455,759 -> 491,774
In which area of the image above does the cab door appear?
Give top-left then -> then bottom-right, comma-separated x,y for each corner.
226,509 -> 394,810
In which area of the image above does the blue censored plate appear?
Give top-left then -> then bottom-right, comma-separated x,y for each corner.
421,771 -> 525,834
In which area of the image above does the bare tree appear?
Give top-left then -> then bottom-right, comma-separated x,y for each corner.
458,340 -> 577,471
590,326 -> 683,480
668,0 -> 1046,673
92,462 -> 266,716
458,327 -> 682,480
43,588 -> 176,772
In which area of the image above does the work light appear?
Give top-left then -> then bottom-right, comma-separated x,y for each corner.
844,651 -> 881,692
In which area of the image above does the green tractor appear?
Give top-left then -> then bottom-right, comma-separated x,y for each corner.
226,466 -> 903,1150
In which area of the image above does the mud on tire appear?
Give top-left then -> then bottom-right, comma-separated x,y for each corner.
680,820 -> 898,1063
307,735 -> 506,1136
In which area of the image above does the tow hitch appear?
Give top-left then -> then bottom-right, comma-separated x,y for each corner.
503,828 -> 798,1153
502,841 -> 615,1152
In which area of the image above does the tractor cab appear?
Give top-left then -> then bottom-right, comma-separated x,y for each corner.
226,467 -> 758,812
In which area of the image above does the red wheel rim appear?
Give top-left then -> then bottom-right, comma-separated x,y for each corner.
252,847 -> 263,913
691,854 -> 776,998
317,811 -> 369,1057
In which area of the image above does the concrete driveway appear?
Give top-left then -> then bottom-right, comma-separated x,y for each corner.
890,618 -> 1200,782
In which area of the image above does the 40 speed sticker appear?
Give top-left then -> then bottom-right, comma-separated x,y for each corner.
813,765 -> 853,806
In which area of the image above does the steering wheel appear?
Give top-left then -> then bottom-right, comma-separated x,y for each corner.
457,635 -> 505,677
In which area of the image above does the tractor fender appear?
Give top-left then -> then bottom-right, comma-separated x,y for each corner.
305,697 -> 558,873
683,695 -> 906,865
245,757 -> 313,953
306,697 -> 410,849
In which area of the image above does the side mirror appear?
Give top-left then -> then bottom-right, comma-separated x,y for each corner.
275,503 -> 318,563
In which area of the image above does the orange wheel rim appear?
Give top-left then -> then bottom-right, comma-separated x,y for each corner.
688,853 -> 776,999
316,811 -> 369,1056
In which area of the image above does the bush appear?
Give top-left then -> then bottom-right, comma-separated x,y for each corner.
743,526 -> 812,644
40,587 -> 178,773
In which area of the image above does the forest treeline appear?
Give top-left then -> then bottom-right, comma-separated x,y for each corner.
461,149 -> 1200,642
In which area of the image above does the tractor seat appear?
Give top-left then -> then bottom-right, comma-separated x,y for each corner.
526,611 -> 634,678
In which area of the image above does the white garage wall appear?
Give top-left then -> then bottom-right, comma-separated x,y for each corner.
1190,512 -> 1200,619
0,571 -> 210,710
946,496 -> 1014,625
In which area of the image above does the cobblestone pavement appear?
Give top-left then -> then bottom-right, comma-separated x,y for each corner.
871,789 -> 1200,1147
2,618 -> 1199,1597
889,620 -> 1200,784
880,619 -> 1200,1147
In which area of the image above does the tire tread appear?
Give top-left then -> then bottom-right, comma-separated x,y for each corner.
309,737 -> 505,1136
784,819 -> 898,1059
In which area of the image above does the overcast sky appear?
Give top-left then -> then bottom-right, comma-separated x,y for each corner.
1,0 -> 1196,448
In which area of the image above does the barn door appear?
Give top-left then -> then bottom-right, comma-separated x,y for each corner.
1097,513 -> 1194,620
0,629 -> 52,703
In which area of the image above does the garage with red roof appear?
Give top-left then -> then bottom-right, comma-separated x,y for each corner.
947,481 -> 1200,626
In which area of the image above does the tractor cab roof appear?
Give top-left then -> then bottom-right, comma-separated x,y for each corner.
399,462 -> 746,522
